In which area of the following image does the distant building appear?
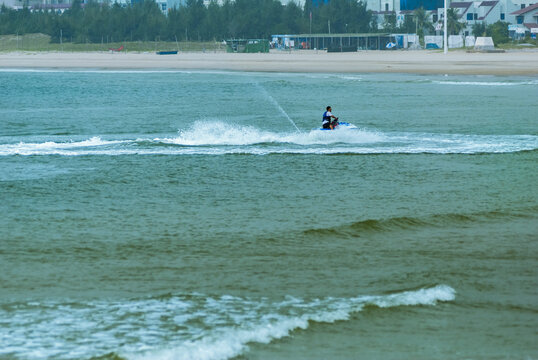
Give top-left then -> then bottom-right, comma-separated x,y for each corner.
311,0 -> 330,5
445,1 -> 514,34
511,2 -> 538,23
367,0 -> 530,37
510,3 -> 538,36
3,0 -> 76,11
400,0 -> 442,10
0,0 -> 20,9
0,0 -> 18,8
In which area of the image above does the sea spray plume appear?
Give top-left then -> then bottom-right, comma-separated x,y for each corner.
254,82 -> 302,133
157,121 -> 282,146
155,121 -> 383,147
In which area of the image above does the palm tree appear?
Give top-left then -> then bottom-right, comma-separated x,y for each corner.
446,8 -> 465,35
413,7 -> 434,42
382,11 -> 397,33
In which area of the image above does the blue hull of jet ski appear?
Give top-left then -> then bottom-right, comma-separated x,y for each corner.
318,122 -> 356,131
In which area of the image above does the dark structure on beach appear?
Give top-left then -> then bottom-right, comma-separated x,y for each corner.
271,33 -> 396,51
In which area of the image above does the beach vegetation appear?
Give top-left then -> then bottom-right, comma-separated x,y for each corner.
472,22 -> 487,37
398,14 -> 417,33
0,32 -> 223,52
0,0 -> 376,45
412,7 -> 434,44
381,11 -> 397,33
471,21 -> 511,45
446,8 -> 465,35
396,11 -> 433,37
485,21 -> 510,45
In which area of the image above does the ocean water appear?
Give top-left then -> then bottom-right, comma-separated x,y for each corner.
0,69 -> 537,360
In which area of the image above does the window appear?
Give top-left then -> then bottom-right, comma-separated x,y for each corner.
500,13 -> 505,20
385,3 -> 389,11
433,14 -> 438,22
517,16 -> 524,23
521,4 -> 526,8
467,13 -> 474,20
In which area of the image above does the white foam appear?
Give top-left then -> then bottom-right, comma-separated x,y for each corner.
336,75 -> 363,81
156,120 -> 383,147
0,137 -> 128,156
362,284 -> 456,308
1,125 -> 536,156
0,68 -> 228,75
433,80 -> 538,86
156,121 -> 282,146
0,285 -> 455,360
131,285 -> 455,360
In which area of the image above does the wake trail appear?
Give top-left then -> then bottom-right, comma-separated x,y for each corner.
1,123 -> 537,156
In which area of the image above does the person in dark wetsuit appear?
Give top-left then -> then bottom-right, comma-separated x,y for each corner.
322,106 -> 338,130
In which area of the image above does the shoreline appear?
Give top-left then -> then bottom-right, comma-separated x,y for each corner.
1,50 -> 538,75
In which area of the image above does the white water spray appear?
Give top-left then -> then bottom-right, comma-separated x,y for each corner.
255,83 -> 301,133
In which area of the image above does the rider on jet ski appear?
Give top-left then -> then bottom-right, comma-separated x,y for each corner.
322,106 -> 339,130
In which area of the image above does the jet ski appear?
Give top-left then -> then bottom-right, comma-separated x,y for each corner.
319,120 -> 357,131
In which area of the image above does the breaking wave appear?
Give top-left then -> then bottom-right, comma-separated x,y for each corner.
303,208 -> 538,238
432,79 -> 538,86
1,121 -> 536,156
0,285 -> 455,360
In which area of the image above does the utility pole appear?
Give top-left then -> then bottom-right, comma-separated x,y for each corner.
444,0 -> 448,54
309,11 -> 312,35
309,11 -> 312,50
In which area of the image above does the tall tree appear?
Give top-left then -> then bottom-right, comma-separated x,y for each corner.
472,22 -> 486,37
203,0 -> 224,40
399,14 -> 416,33
184,0 -> 206,41
0,0 -> 378,43
413,7 -> 433,39
382,11 -> 397,32
280,1 -> 305,35
446,8 -> 465,35
486,21 -> 510,44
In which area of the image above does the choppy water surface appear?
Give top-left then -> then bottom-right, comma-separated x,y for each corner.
1,70 -> 537,360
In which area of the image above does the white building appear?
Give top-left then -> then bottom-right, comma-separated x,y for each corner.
509,3 -> 538,36
0,0 -> 18,8
366,0 -> 535,36
445,0 -> 518,34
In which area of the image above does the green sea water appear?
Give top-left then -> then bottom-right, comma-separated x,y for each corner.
0,70 -> 537,360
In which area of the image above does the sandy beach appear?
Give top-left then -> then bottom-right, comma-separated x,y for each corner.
0,50 -> 537,75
